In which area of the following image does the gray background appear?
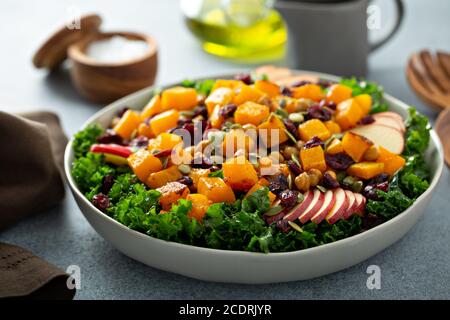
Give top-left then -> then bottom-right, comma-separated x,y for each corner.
0,0 -> 449,299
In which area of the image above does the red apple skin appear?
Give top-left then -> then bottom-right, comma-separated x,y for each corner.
343,190 -> 357,219
299,189 -> 325,224
90,144 -> 133,158
264,210 -> 286,225
353,193 -> 366,216
310,190 -> 335,224
326,188 -> 349,224
283,190 -> 314,221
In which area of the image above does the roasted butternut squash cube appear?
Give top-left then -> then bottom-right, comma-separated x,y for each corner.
324,120 -> 341,135
326,138 -> 344,155
222,129 -> 256,157
198,177 -> 236,203
298,119 -> 331,141
245,183 -> 276,204
149,109 -> 179,136
234,101 -> 270,126
292,84 -> 324,101
210,104 -> 225,129
161,86 -> 197,111
335,98 -> 363,130
138,122 -> 155,138
376,146 -> 406,175
354,94 -> 372,115
148,133 -> 183,152
300,146 -> 327,172
187,193 -> 211,221
205,87 -> 234,115
341,132 -> 373,162
127,149 -> 163,182
222,156 -> 259,191
257,114 -> 288,147
326,84 -> 353,104
233,83 -> 264,105
211,79 -> 242,92
188,168 -> 211,191
347,162 -> 385,180
113,110 -> 141,140
254,80 -> 280,98
146,165 -> 182,189
140,95 -> 163,121
156,181 -> 190,211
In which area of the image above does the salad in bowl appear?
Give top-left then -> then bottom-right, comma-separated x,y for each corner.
71,67 -> 433,255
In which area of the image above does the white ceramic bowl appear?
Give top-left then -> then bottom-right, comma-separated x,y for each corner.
64,71 -> 444,284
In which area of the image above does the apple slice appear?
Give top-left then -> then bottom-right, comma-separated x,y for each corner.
353,193 -> 366,216
283,190 -> 314,221
298,189 -> 324,224
373,115 -> 405,132
343,190 -> 357,219
326,188 -> 349,224
310,190 -> 335,224
350,124 -> 404,154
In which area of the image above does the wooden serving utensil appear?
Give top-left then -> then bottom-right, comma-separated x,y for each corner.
406,50 -> 450,167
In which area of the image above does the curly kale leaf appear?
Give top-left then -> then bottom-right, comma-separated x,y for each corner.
72,124 -> 103,159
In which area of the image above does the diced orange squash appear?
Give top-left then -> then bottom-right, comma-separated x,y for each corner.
245,183 -> 276,204
324,120 -> 341,135
198,177 -> 236,203
222,129 -> 256,157
147,132 -> 183,152
140,95 -> 163,121
187,193 -> 211,221
376,146 -> 406,175
189,168 -> 211,190
326,84 -> 353,104
211,79 -> 242,92
210,104 -> 225,129
279,97 -> 301,113
127,149 -> 163,182
205,87 -> 234,115
233,84 -> 264,105
335,98 -> 363,130
300,146 -> 327,172
257,114 -> 288,147
138,122 -> 155,138
149,109 -> 179,136
222,156 -> 259,191
347,162 -> 385,180
254,80 -> 280,98
234,101 -> 270,126
292,84 -> 324,101
161,86 -> 197,111
354,94 -> 372,115
258,177 -> 270,187
113,110 -> 141,140
341,132 -> 373,162
326,138 -> 344,155
146,165 -> 182,189
156,181 -> 190,211
298,119 -> 331,141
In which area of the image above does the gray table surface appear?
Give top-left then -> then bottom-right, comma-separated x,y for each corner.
1,0 -> 449,299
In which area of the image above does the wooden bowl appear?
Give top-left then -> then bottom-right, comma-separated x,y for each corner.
68,31 -> 157,103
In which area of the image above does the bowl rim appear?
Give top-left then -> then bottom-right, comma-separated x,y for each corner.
64,70 -> 444,258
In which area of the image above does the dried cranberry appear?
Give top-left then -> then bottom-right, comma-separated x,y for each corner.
368,173 -> 389,185
291,80 -> 311,87
92,193 -> 110,212
191,155 -> 213,168
117,107 -> 130,118
193,105 -> 208,118
281,87 -> 292,97
266,174 -> 289,196
130,136 -> 149,148
210,165 -> 221,172
177,118 -> 193,126
279,189 -> 299,210
96,130 -> 124,145
361,213 -> 385,230
264,211 -> 285,225
287,160 -> 302,176
306,105 -> 332,121
219,104 -> 237,118
102,175 -> 114,194
153,149 -> 172,158
283,119 -> 299,140
319,99 -> 337,110
234,73 -> 252,85
177,176 -> 193,186
317,79 -> 334,88
322,172 -> 340,189
202,120 -> 212,140
358,115 -> 375,125
303,136 -> 324,149
276,219 -> 291,233
325,153 -> 355,170
362,182 -> 389,200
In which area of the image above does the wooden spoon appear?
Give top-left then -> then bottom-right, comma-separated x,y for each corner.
435,108 -> 450,167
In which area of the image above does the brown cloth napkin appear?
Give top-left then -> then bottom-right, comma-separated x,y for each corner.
0,111 -> 75,299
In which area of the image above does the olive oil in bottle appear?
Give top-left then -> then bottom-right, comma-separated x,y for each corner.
182,0 -> 287,59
